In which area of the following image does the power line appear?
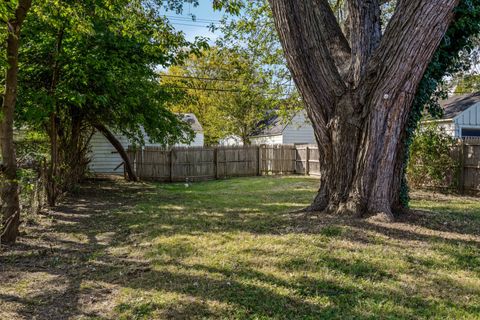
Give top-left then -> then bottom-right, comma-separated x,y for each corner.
163,85 -> 240,93
160,74 -> 239,82
165,15 -> 221,23
170,22 -> 216,28
162,85 -> 294,98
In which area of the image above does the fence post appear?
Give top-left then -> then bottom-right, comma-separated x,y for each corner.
214,147 -> 219,179
292,145 -> 296,174
124,157 -> 127,180
257,145 -> 262,176
170,148 -> 174,182
305,146 -> 310,176
459,140 -> 465,194
131,148 -> 138,179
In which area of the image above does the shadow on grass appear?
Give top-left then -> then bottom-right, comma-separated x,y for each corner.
1,178 -> 479,319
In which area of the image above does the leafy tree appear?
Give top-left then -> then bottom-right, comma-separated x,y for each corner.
216,1 -> 292,94
209,0 -> 480,220
0,0 -> 32,245
453,74 -> 480,92
16,0 -> 204,204
162,47 -> 282,145
0,0 -> 209,244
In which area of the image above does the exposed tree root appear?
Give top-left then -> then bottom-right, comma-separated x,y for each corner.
291,200 -> 401,225
367,211 -> 395,223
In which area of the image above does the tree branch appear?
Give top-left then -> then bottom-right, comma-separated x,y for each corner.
93,123 -> 139,182
11,0 -> 32,28
313,0 -> 351,77
366,0 -> 460,99
347,0 -> 381,86
269,0 -> 349,123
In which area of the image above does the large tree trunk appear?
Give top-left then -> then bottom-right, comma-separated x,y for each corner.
269,0 -> 460,220
0,0 -> 32,244
93,123 -> 138,182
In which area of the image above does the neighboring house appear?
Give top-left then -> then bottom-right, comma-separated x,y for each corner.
427,92 -> 480,138
219,135 -> 244,146
89,113 -> 204,174
249,110 -> 316,145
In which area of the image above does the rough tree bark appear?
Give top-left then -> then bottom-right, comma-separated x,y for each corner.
0,0 -> 33,244
93,123 -> 139,182
269,0 -> 460,220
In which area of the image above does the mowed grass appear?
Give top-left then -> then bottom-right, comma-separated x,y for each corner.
106,177 -> 480,319
1,176 -> 479,319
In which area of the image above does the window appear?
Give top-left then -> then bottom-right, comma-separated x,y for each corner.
461,128 -> 480,137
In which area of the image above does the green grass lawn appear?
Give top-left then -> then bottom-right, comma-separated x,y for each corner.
1,176 -> 480,319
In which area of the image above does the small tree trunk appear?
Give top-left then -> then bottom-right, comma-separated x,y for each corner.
0,38 -> 21,243
0,0 -> 32,244
46,113 -> 59,207
93,123 -> 138,182
46,28 -> 65,207
241,135 -> 250,146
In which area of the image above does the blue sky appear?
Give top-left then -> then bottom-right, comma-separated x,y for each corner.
162,1 -> 226,43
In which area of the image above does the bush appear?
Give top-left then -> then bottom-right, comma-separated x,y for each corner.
407,124 -> 460,189
1,130 -> 49,215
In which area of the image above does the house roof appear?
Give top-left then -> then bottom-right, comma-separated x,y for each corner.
250,113 -> 287,137
251,110 -> 312,137
440,92 -> 480,119
180,113 -> 203,132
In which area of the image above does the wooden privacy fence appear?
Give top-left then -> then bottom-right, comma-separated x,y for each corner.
127,145 -> 261,182
127,140 -> 480,193
126,144 -> 320,182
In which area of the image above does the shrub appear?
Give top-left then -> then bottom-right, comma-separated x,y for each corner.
407,124 -> 460,189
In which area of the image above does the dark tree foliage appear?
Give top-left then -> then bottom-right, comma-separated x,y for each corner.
15,0 -> 206,204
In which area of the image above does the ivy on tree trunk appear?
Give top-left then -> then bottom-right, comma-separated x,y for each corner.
269,0 -> 460,220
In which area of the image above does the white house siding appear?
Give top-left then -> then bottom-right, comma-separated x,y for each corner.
89,132 -> 130,174
89,131 -> 204,174
219,135 -> 244,146
454,102 -> 480,137
250,134 -> 283,145
191,133 -> 205,147
435,121 -> 456,137
282,112 -> 316,145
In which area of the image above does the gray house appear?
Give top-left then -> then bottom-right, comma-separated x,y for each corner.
249,110 -> 316,145
430,92 -> 480,137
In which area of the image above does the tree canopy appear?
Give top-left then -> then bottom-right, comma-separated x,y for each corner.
1,0 -> 216,242
16,0 -> 205,145
162,47 -> 287,145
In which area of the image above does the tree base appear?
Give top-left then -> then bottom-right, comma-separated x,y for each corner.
0,211 -> 20,245
293,194 -> 400,223
366,211 -> 395,223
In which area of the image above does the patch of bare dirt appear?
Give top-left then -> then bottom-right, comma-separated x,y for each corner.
0,180 -> 153,320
